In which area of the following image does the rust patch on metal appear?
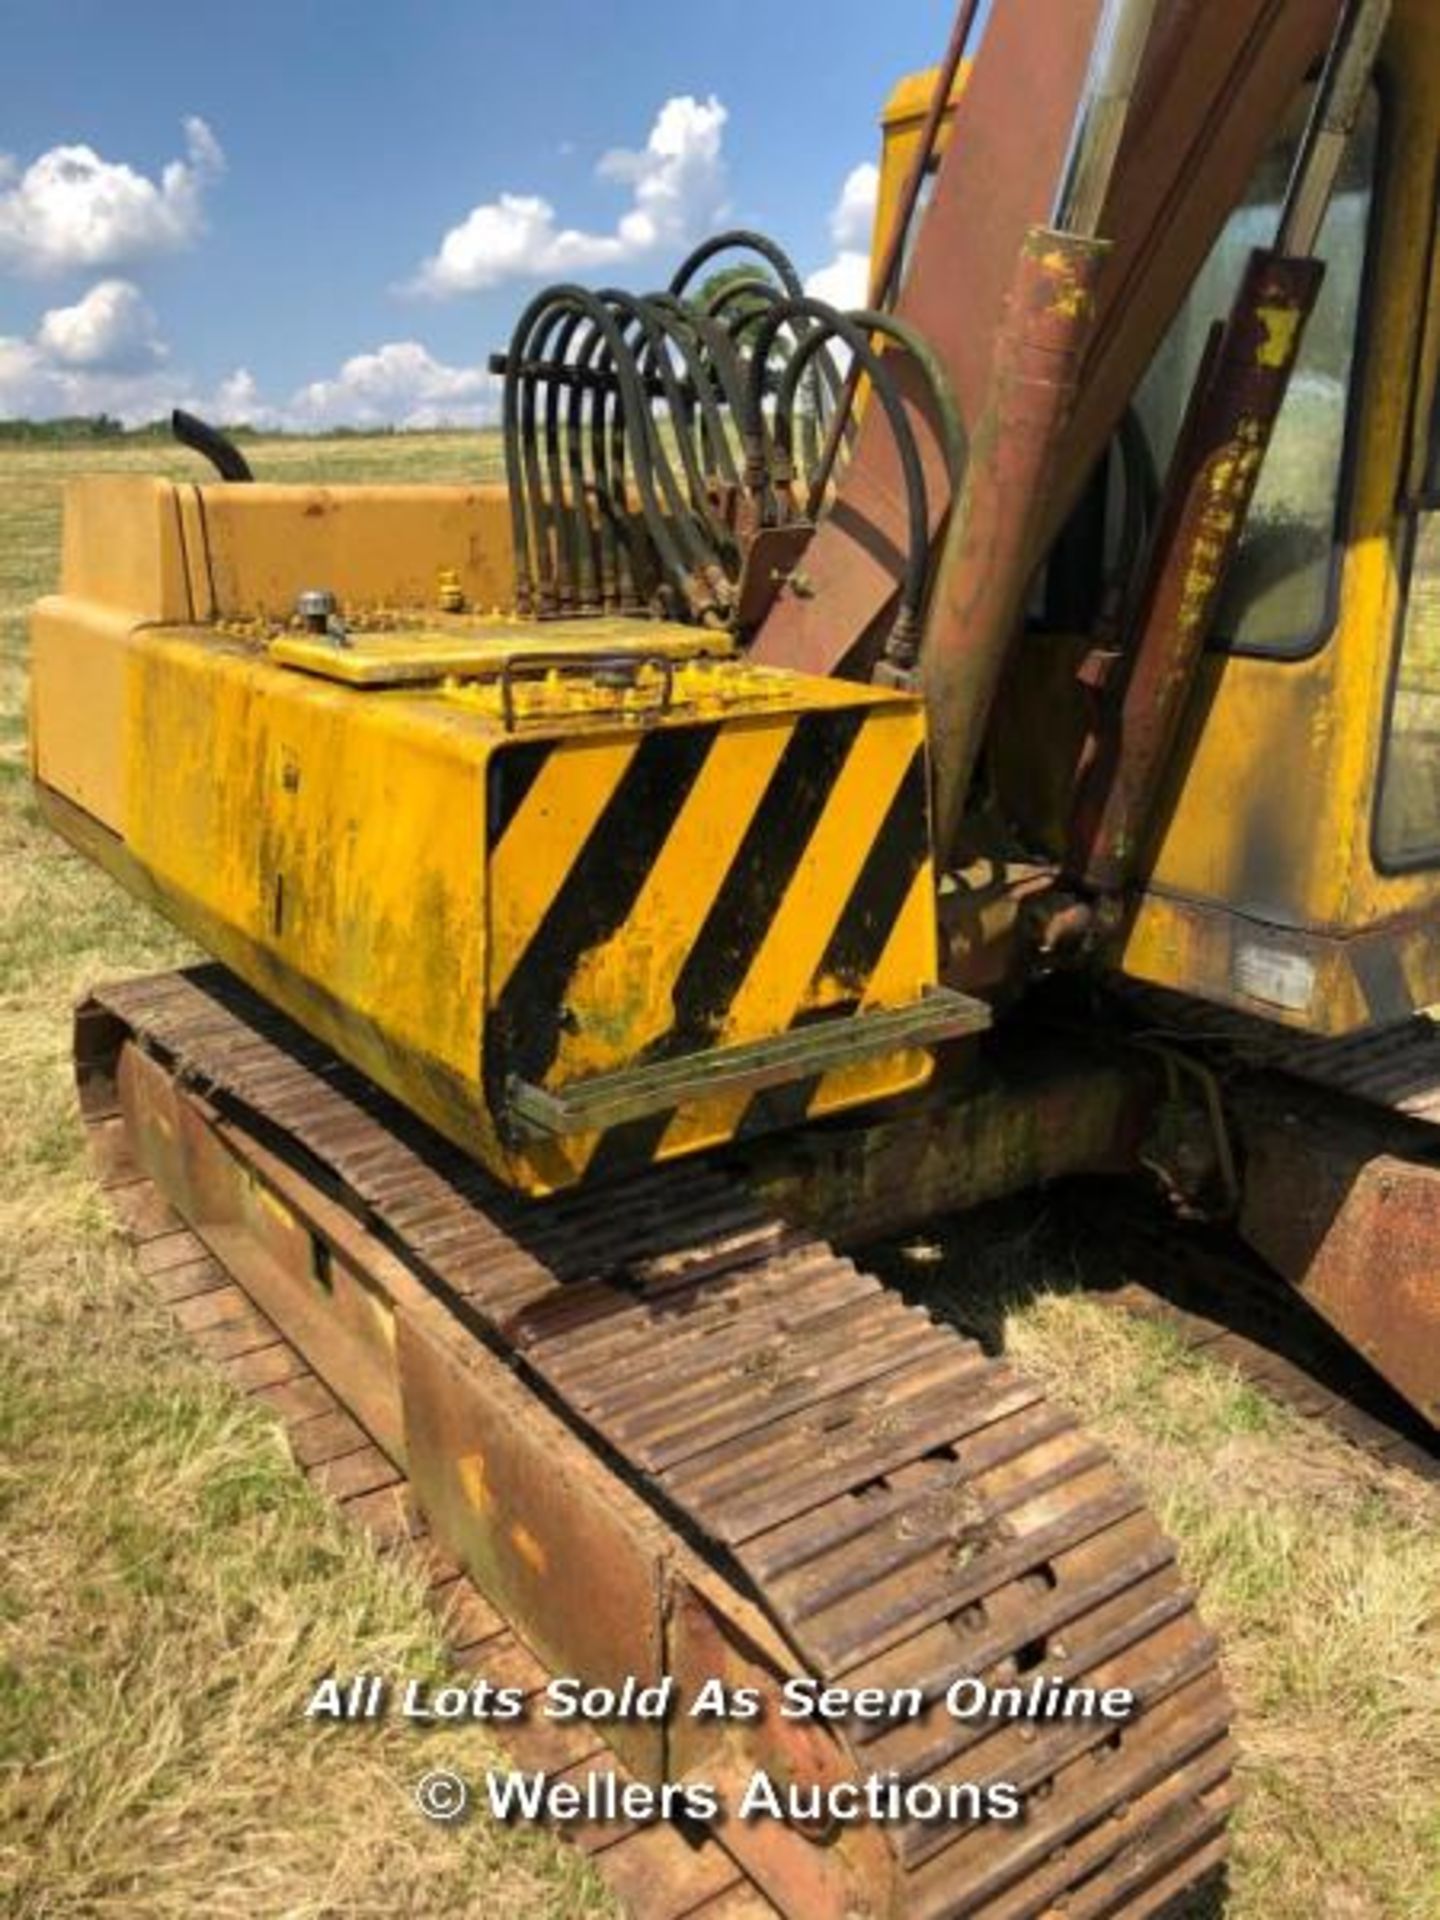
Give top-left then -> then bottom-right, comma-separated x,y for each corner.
1238,1089 -> 1440,1431
923,228 -> 1111,861
753,0 -> 1337,680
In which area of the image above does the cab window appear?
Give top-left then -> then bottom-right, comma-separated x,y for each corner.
1131,88 -> 1381,657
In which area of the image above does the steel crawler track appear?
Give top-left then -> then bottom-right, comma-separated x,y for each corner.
78,965 -> 1234,1919
88,1118 -> 773,1917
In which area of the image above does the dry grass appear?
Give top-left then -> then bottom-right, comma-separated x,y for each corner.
0,433 -> 610,1919
2,434 -> 1438,1918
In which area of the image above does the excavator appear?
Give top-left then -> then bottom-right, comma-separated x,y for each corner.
27,0 -> 1440,1910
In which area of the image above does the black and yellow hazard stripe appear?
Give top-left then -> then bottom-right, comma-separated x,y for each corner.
483,694 -> 939,1186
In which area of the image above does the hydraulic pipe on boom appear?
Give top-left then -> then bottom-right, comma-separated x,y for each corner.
1064,0 -> 1391,899
913,0 -> 1161,866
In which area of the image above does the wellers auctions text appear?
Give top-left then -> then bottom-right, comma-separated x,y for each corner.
318,1671 -> 1143,1832
482,1766 -> 1023,1828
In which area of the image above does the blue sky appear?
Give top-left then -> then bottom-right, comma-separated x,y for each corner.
0,0 -> 956,426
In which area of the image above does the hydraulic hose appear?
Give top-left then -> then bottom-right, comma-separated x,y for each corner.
498,233 -> 958,639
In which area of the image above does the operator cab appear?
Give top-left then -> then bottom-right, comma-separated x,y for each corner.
885,0 -> 1440,1035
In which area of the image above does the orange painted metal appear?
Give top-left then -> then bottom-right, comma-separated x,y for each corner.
923,229 -> 1111,863
1238,1089 -> 1440,1428
752,0 -> 1337,683
802,0 -> 985,519
753,0 -> 1104,680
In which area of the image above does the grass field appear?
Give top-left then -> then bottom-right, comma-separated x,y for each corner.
1,434 -> 1438,1919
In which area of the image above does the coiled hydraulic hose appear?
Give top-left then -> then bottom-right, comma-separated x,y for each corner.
498,231 -> 960,640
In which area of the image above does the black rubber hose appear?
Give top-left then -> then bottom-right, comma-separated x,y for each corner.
501,234 -> 951,633
644,291 -> 744,497
668,229 -> 807,302
673,233 -> 842,469
561,315 -> 610,609
781,309 -> 966,506
550,287 -> 699,611
503,287 -> 569,610
657,294 -> 746,490
598,288 -> 721,604
1113,404 -> 1160,613
520,300 -> 575,611
612,292 -> 716,544
540,305 -> 587,610
172,409 -> 253,483
629,294 -> 741,566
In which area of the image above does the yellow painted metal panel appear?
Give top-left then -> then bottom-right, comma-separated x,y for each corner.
34,610 -> 938,1190
197,483 -> 518,618
123,633 -> 494,1154
986,1 -> 1440,1033
176,486 -> 214,622
657,707 -> 936,1155
716,708 -> 922,1037
487,737 -> 640,997
755,843 -> 939,1125
28,598 -> 134,831
31,451 -> 948,1192
57,476 -> 193,620
863,855 -> 937,1007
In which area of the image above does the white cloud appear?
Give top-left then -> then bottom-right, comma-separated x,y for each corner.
0,269 -> 485,431
805,249 -> 870,310
0,321 -> 499,431
0,279 -> 178,418
35,278 -> 166,370
282,340 -> 499,429
0,336 -> 45,400
597,94 -> 729,253
830,162 -> 880,252
0,117 -> 224,277
209,366 -> 264,421
0,278 -> 228,424
805,161 -> 878,311
410,95 -> 729,296
0,335 -> 179,422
